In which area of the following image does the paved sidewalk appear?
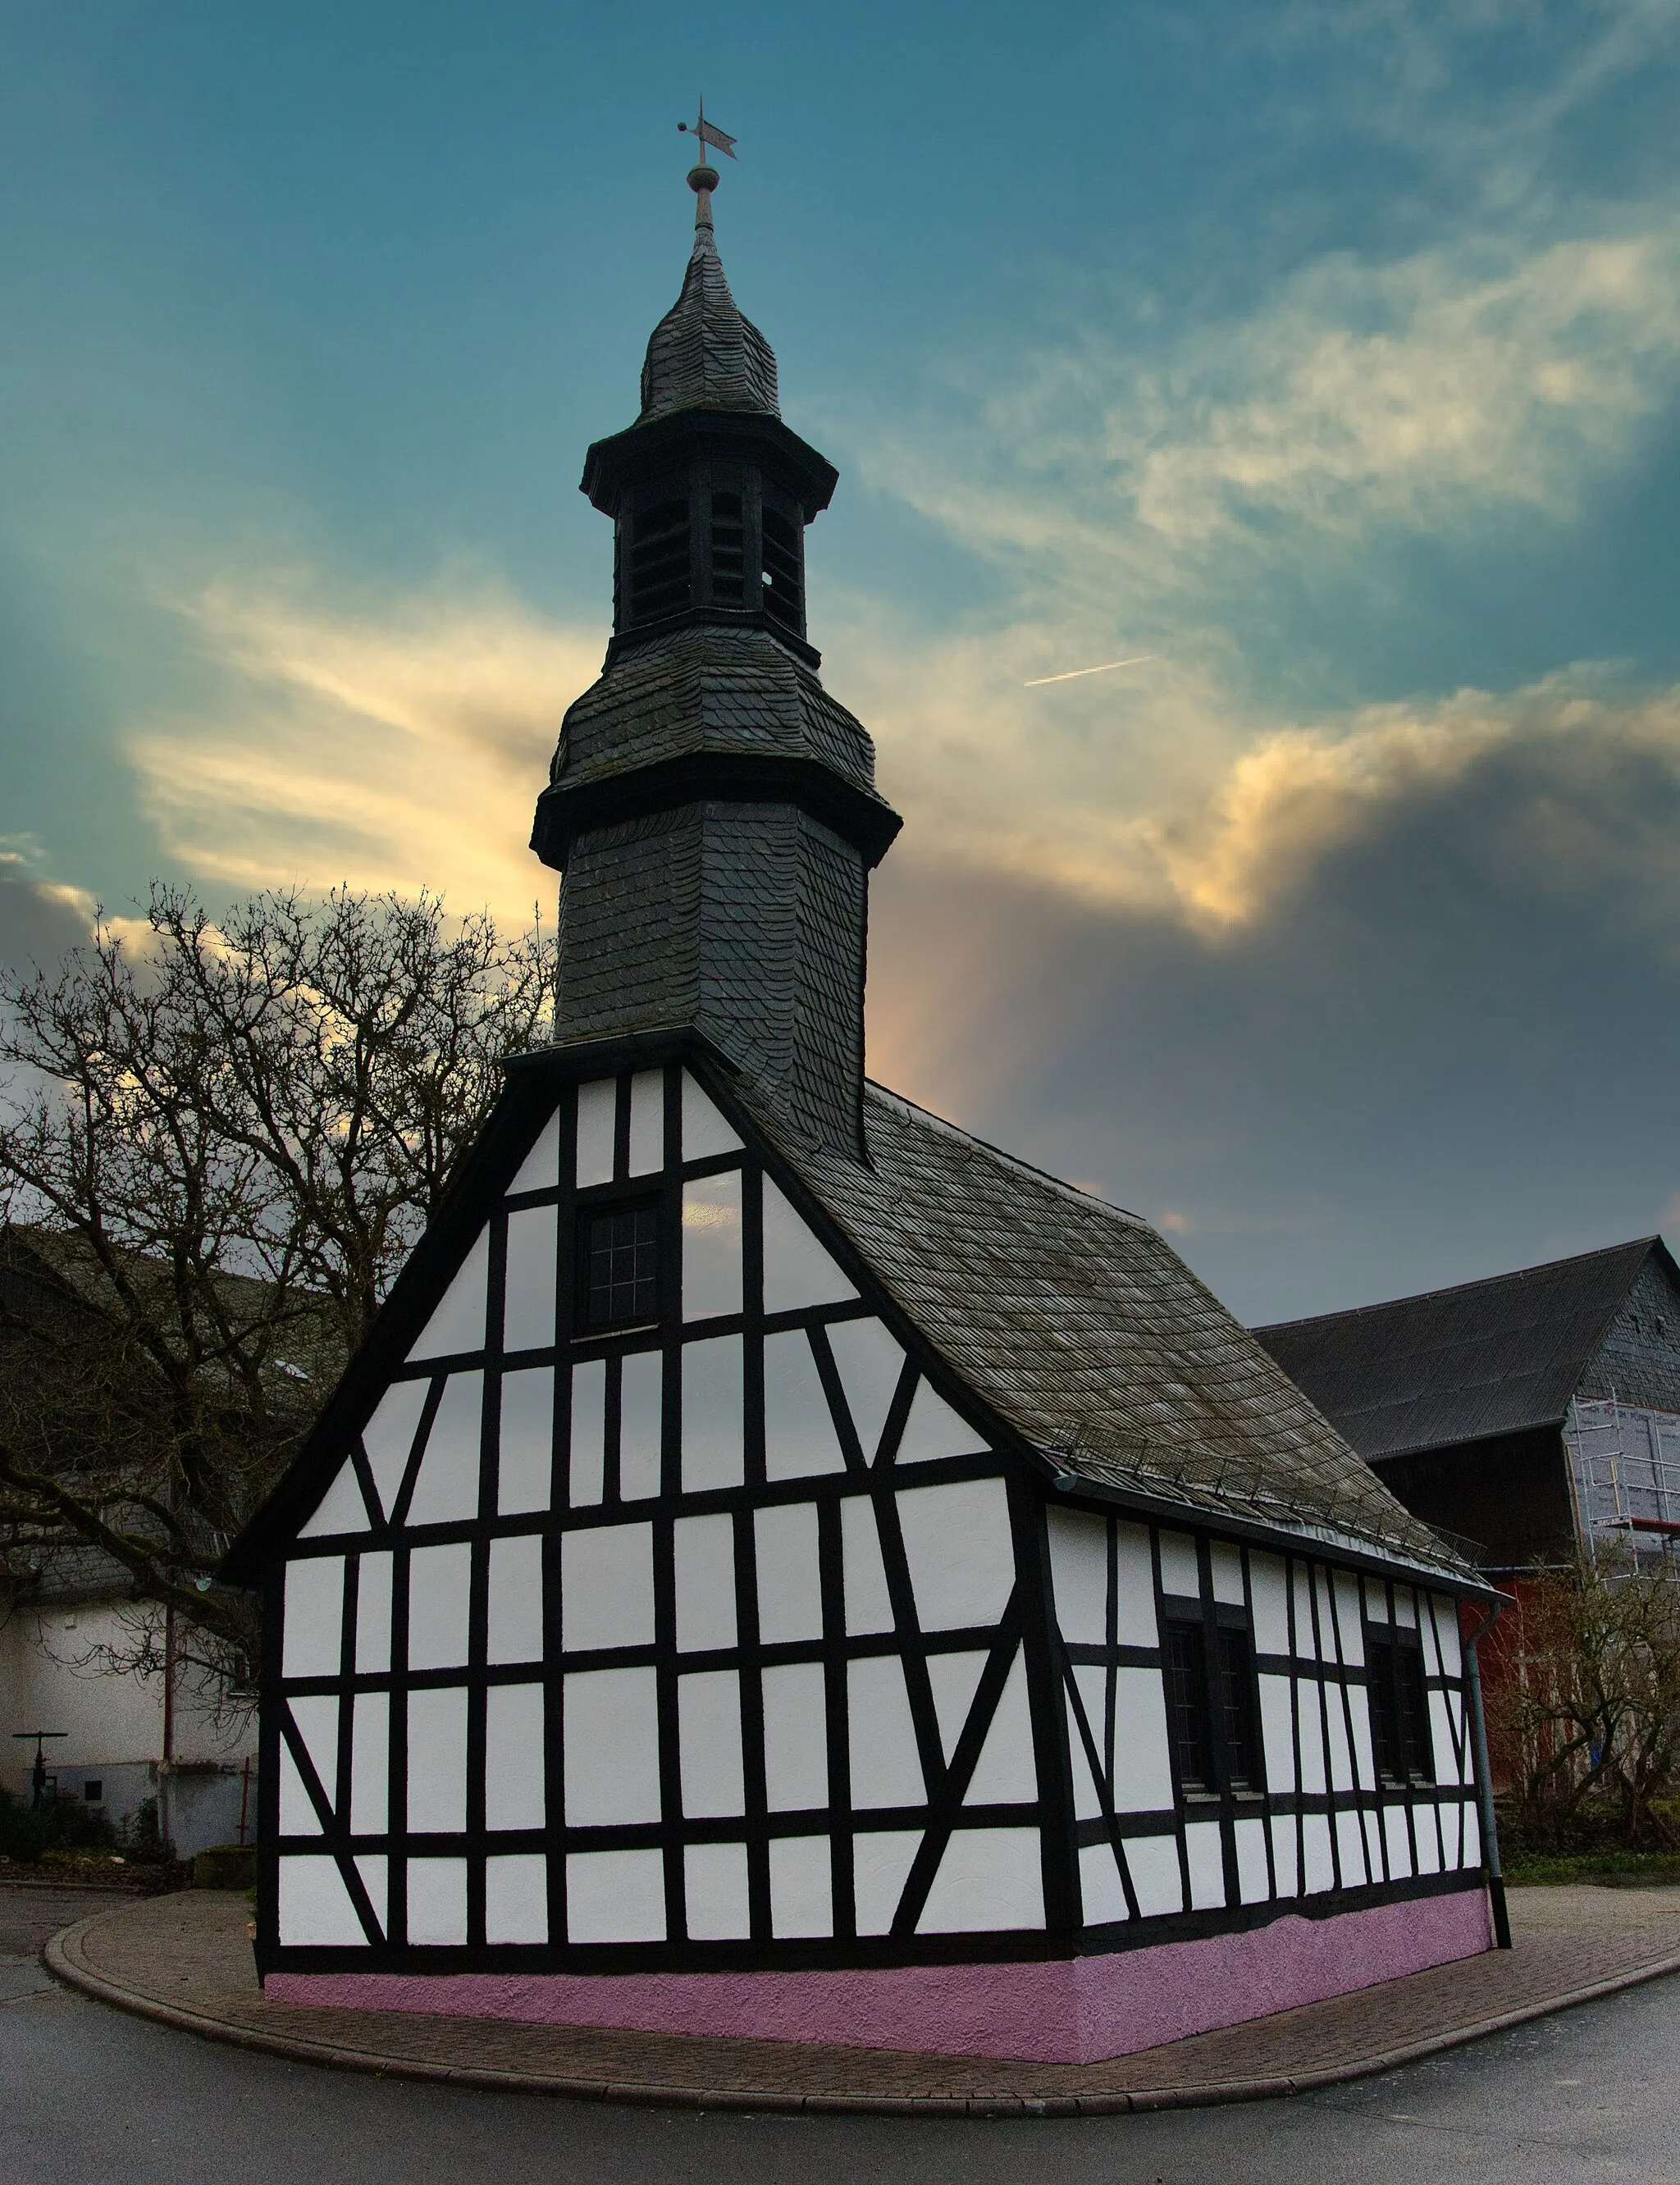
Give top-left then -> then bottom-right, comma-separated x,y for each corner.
43,1885 -> 1680,2118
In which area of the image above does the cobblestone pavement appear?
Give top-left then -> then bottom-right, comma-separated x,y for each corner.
5,1927 -> 1680,2184
37,1883 -> 1680,2115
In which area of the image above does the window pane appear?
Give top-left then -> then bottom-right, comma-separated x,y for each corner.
1163,1621 -> 1213,1794
1216,1626 -> 1262,1791
586,1205 -> 659,1329
1396,1642 -> 1434,1782
1367,1630 -> 1403,1783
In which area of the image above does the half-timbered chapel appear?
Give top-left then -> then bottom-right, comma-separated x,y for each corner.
221,157 -> 1504,2063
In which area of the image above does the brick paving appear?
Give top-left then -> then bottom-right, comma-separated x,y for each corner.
41,1885 -> 1680,2117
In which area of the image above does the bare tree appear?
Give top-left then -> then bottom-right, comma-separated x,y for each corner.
0,884 -> 553,1685
1490,1552 -> 1680,1850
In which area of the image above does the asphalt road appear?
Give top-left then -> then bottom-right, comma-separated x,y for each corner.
4,1891 -> 1678,2183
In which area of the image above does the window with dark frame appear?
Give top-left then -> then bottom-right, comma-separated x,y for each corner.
1163,1620 -> 1215,1795
1366,1625 -> 1434,1785
1215,1626 -> 1262,1791
580,1202 -> 660,1331
1163,1613 -> 1265,1800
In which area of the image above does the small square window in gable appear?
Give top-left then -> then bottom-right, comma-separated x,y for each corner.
580,1202 -> 660,1332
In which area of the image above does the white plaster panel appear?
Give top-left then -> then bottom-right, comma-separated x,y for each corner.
918,1827 -> 1044,1933
679,1671 -> 745,1817
282,1556 -> 344,1680
503,1205 -> 558,1353
1046,1508 -> 1107,1645
279,1857 -> 363,1946
1068,1663 -> 1107,1818
763,1663 -> 829,1810
407,1857 -> 468,1946
1302,1812 -> 1335,1893
1315,1569 -> 1339,1663
896,1476 -> 1016,1631
569,1358 -> 605,1506
1112,1522 -> 1158,1646
354,1855 -> 386,1940
842,1497 -> 894,1634
1462,1800 -> 1481,1868
362,1379 -> 431,1521
497,1366 -> 554,1515
1335,1809 -> 1369,1887
673,1514 -> 737,1651
852,1829 -> 921,1936
682,1173 -> 743,1320
1362,1809 -> 1385,1882
301,1458 -> 370,1540
486,1853 -> 549,1944
1395,1588 -> 1418,1628
486,1535 -> 545,1663
619,1349 -> 663,1501
349,1692 -> 388,1835
1413,1804 -> 1443,1875
1157,1530 -> 1200,1600
566,1850 -> 666,1942
407,1373 -> 482,1526
1235,1816 -> 1271,1904
1431,1594 -> 1464,1678
290,1695 -> 339,1813
409,1231 -> 489,1362
409,1542 -> 472,1669
1292,1566 -> 1319,1657
1127,1833 -> 1185,1917
1111,1667 -> 1175,1813
761,1176 -> 854,1311
756,1503 -> 824,1644
574,1079 -> 615,1189
894,1377 -> 984,1466
486,1683 -> 546,1831
1348,1686 -> 1376,1790
685,1842 -> 751,1939
627,1069 -> 664,1176
406,1686 -> 468,1834
1296,1686 -> 1327,1795
847,1657 -> 924,1809
826,1318 -> 904,1464
1334,1572 -> 1366,1666
928,1652 -> 988,1763
560,1522 -> 654,1652
769,1836 -> 833,1937
1258,1674 -> 1297,1793
1249,1553 -> 1290,1655
278,1744 -> 320,1837
508,1108 -> 559,1195
1429,1690 -> 1462,1786
680,1070 -> 742,1160
1362,1576 -> 1389,1624
1080,1841 -> 1131,1925
764,1330 -> 847,1480
1185,1819 -> 1226,1909
563,1667 -> 660,1825
1210,1541 -> 1245,1606
1383,1804 -> 1413,1879
965,1649 -> 1038,1804
1324,1693 -> 1354,1792
681,1334 -> 743,1492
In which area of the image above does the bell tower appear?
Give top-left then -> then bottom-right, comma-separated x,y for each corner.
532,153 -> 900,1160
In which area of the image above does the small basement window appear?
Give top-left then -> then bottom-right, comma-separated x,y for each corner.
83,1781 -> 103,1804
1367,1626 -> 1434,1786
581,1202 -> 660,1331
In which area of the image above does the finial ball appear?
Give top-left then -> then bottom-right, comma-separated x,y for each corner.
687,163 -> 720,194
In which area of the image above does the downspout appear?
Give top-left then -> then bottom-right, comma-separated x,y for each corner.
1463,1594 -> 1512,1950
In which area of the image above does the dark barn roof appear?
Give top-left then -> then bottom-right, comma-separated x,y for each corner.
1253,1238 -> 1666,1463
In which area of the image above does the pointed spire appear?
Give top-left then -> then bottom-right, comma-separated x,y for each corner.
637,158 -> 780,424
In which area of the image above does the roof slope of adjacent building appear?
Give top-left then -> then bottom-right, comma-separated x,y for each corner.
1253,1238 -> 1666,1464
773,1080 -> 1469,1581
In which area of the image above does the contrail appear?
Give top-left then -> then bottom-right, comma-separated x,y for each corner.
1024,653 -> 1158,687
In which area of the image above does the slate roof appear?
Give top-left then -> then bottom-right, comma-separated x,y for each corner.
1253,1238 -> 1659,1463
769,1082 -> 1472,1582
549,624 -> 884,804
639,212 -> 779,424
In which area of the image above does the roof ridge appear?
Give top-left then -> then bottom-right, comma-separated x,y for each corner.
1255,1235 -> 1659,1334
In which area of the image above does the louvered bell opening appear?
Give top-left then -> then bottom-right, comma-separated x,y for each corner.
760,507 -> 804,636
629,496 -> 692,624
710,490 -> 746,605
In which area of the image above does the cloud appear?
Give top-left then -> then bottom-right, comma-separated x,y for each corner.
128,576 -> 605,924
0,847 -> 94,975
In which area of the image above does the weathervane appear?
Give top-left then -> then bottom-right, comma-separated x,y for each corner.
678,97 -> 737,226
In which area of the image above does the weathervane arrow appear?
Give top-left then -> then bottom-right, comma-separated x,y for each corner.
679,96 -> 737,160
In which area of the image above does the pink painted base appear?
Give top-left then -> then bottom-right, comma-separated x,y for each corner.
266,1887 -> 1492,2064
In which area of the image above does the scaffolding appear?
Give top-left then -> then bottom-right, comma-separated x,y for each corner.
1564,1395 -> 1680,1568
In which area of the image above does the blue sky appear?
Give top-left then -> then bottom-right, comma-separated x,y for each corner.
4,2 -> 1680,1321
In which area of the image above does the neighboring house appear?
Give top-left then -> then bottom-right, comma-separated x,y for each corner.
222,162 -> 1501,2068
0,1229 -> 260,1854
1253,1238 -> 1680,1577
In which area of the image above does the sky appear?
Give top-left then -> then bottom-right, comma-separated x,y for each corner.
3,1 -> 1680,1325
